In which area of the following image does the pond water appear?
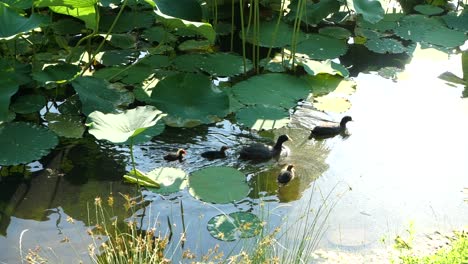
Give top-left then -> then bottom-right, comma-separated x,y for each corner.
1,52 -> 467,263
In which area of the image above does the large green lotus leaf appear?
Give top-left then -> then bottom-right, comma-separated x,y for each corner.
87,105 -> 166,143
49,5 -> 96,30
318,26 -> 351,39
422,27 -> 467,48
172,53 -> 205,72
414,4 -> 443,15
207,212 -> 262,241
300,60 -> 349,77
232,73 -> 311,108
352,0 -> 384,24
93,67 -> 126,82
313,96 -> 351,113
2,0 -> 32,9
143,26 -> 177,43
148,73 -> 229,127
288,0 -> 340,25
50,18 -> 84,35
147,167 -> 188,194
356,13 -> 402,32
304,74 -> 356,96
243,20 -> 295,48
140,55 -> 171,68
155,7 -> 215,43
99,50 -> 138,66
99,11 -> 155,33
0,60 -> 32,85
105,34 -> 136,49
0,78 -> 18,123
120,64 -> 153,85
443,12 -> 468,33
463,51 -> 468,81
71,76 -> 132,115
354,27 -> 383,39
394,15 -> 445,42
121,121 -> 165,145
178,39 -> 212,52
34,0 -> 96,8
201,53 -> 253,77
32,63 -> 80,84
236,105 -> 290,130
189,166 -> 249,204
0,3 -> 50,39
155,0 -> 202,21
44,113 -> 85,138
10,94 -> 46,114
296,34 -> 347,60
365,38 -> 406,54
0,122 -> 58,165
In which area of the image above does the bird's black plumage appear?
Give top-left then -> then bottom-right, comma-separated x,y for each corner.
310,116 -> 353,138
201,146 -> 229,160
164,149 -> 186,161
278,164 -> 295,184
239,135 -> 290,161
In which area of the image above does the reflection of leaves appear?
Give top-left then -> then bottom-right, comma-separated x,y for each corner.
0,122 -> 58,165
189,166 -> 249,204
207,212 -> 262,241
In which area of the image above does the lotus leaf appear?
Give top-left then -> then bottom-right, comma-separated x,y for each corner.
443,12 -> 468,33
313,96 -> 351,113
2,0 -> 32,9
45,113 -> 85,138
319,26 -> 351,39
49,5 -> 96,30
354,27 -> 383,39
352,0 -> 384,24
189,166 -> 249,204
99,50 -> 138,66
34,0 -> 97,8
99,11 -> 155,33
0,122 -> 58,165
123,169 -> 160,188
72,76 -> 132,115
147,167 -> 188,194
236,105 -> 290,131
305,74 -> 356,96
394,15 -> 445,42
414,5 -> 443,15
296,34 -> 347,60
121,122 -> 165,145
243,20 -> 295,48
300,60 -> 349,77
378,67 -> 402,80
178,39 -> 212,51
0,3 -> 50,39
148,73 -> 230,127
0,61 -> 32,85
232,73 -> 311,108
422,28 -> 467,48
288,0 -> 340,26
10,94 -> 46,114
207,211 -> 262,241
106,34 -> 136,49
365,38 -> 406,54
143,26 -> 177,43
172,53 -> 205,72
0,78 -> 18,122
32,63 -> 80,84
50,19 -> 84,35
87,105 -> 166,143
356,13 -> 401,32
140,55 -> 171,68
155,7 -> 215,43
201,53 -> 253,77
155,0 -> 202,21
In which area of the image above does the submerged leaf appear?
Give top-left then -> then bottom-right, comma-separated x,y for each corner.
10,94 -> 46,114
207,212 -> 262,241
0,122 -> 58,165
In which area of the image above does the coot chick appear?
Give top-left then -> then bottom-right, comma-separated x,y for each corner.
164,149 -> 186,162
201,146 -> 229,160
239,135 -> 291,161
277,164 -> 295,184
310,116 -> 353,138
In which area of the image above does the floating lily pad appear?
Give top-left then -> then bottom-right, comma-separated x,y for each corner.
32,63 -> 80,85
305,74 -> 356,96
300,60 -> 349,77
189,166 -> 249,204
148,73 -> 230,127
236,105 -> 290,130
318,26 -> 351,39
72,76 -> 133,115
0,122 -> 58,165
365,38 -> 406,54
353,0 -> 384,24
207,211 -> 262,241
232,73 -> 311,108
100,11 -> 155,33
414,5 -> 444,15
442,12 -> 468,33
44,113 -> 85,138
201,53 -> 253,77
242,20 -> 295,48
172,53 -> 205,72
356,14 -> 401,32
422,27 -> 467,48
0,78 -> 19,122
87,105 -> 166,143
288,0 -> 340,26
178,39 -> 212,51
105,34 -> 136,49
143,26 -> 178,43
147,167 -> 188,194
296,34 -> 347,60
313,96 -> 351,113
10,94 -> 46,114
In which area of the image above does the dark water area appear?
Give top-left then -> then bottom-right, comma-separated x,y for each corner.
1,51 -> 468,263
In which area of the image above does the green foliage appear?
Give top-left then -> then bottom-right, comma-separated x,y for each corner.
188,166 -> 249,204
147,167 -> 188,194
32,63 -> 80,85
0,79 -> 18,123
414,4 -> 444,15
44,113 -> 85,138
236,105 -> 290,130
296,34 -> 348,60
0,3 -> 50,39
0,122 -> 58,165
353,0 -> 384,23
10,94 -> 46,114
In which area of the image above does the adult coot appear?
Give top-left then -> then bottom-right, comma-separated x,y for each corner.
164,149 -> 187,161
310,116 -> 352,138
239,135 -> 291,161
277,164 -> 295,184
201,146 -> 229,160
